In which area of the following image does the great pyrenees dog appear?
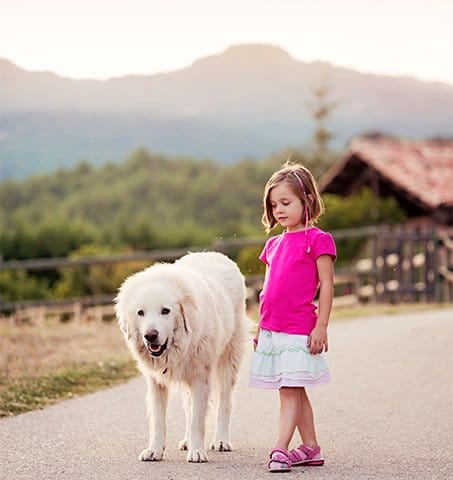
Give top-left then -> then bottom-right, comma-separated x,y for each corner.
114,251 -> 248,463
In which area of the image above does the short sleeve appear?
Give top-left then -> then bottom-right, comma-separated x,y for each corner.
259,244 -> 268,265
311,231 -> 336,262
259,236 -> 279,265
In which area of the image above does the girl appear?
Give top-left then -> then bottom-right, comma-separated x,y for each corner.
249,162 -> 336,473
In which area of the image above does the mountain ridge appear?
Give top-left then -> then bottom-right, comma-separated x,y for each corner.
3,44 -> 453,86
1,44 -> 452,179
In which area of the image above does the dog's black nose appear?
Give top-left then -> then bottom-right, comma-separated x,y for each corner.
144,330 -> 159,343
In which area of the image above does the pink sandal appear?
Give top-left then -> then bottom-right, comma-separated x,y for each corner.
288,445 -> 324,466
268,448 -> 292,472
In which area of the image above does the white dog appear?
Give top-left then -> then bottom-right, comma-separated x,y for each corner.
114,251 -> 248,462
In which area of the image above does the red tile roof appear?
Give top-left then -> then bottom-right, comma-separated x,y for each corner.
321,137 -> 453,209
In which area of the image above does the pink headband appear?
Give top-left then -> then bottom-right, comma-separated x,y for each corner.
293,171 -> 307,197
293,171 -> 311,252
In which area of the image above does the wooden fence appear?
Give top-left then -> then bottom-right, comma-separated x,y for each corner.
1,225 -> 452,324
344,226 -> 453,304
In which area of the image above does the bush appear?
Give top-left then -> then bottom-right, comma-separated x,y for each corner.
0,270 -> 52,302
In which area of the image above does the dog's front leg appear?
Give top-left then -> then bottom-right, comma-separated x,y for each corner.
139,379 -> 168,461
178,389 -> 191,451
186,379 -> 209,462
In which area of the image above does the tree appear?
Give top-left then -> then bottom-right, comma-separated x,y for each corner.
305,79 -> 339,177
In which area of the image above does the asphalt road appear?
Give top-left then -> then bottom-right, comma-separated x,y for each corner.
1,308 -> 452,480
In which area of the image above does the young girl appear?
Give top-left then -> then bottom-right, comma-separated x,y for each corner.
249,162 -> 336,473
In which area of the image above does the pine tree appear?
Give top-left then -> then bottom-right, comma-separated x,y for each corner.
305,81 -> 339,177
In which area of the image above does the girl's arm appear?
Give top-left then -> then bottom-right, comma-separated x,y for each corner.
253,266 -> 267,350
252,315 -> 261,351
308,254 -> 334,355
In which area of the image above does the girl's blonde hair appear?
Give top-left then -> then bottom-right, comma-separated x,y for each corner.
262,161 -> 325,234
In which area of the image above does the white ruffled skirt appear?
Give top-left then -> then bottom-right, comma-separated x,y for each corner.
249,329 -> 331,389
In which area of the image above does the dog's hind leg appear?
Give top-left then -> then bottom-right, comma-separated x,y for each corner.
210,342 -> 241,452
139,379 -> 168,461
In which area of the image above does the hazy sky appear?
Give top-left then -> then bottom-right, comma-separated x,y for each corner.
1,0 -> 452,84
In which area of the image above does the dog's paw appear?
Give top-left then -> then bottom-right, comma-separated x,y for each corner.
210,439 -> 233,452
178,438 -> 188,450
139,447 -> 164,461
186,448 -> 208,463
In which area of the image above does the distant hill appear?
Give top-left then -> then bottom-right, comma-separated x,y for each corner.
1,44 -> 453,179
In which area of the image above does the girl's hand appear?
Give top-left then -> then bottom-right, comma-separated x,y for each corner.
307,326 -> 328,355
252,337 -> 258,351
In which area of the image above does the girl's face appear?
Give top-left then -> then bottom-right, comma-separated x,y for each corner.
269,181 -> 305,232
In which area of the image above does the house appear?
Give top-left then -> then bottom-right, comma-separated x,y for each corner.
319,136 -> 453,226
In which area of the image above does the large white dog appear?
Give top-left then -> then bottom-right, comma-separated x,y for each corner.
114,251 -> 248,462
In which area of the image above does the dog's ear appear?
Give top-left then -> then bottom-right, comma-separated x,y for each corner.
114,294 -> 131,340
178,295 -> 197,334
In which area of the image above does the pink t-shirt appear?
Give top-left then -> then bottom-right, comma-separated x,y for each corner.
259,227 -> 336,335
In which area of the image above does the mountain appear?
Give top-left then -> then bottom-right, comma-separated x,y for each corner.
1,44 -> 453,179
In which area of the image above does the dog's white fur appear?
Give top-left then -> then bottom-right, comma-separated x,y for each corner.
114,252 -> 248,462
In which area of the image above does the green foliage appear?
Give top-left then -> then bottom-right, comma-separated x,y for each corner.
318,188 -> 405,264
0,270 -> 52,302
236,246 -> 266,276
53,244 -> 150,298
320,188 -> 405,230
0,219 -> 100,260
0,149 -> 275,260
1,148 -> 406,301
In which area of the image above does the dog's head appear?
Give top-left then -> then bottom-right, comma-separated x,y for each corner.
114,267 -> 197,359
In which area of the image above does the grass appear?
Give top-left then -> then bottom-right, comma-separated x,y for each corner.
1,360 -> 137,417
0,317 -> 138,417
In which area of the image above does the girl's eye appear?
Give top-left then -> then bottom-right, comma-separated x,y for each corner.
161,307 -> 170,315
282,202 -> 290,206
137,309 -> 144,316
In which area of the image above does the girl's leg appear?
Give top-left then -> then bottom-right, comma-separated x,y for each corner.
295,387 -> 319,448
275,387 -> 300,449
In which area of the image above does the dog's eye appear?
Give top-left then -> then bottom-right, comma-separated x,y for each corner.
137,309 -> 145,316
161,307 -> 170,315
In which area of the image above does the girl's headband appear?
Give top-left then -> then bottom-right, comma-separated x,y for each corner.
293,171 -> 311,252
293,172 -> 307,196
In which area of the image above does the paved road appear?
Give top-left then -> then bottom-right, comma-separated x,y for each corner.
1,309 -> 452,480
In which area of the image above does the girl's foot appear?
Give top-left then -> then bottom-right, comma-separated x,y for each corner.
268,448 -> 292,472
288,445 -> 324,466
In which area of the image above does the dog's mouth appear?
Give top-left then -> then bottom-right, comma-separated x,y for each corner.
145,339 -> 168,357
